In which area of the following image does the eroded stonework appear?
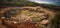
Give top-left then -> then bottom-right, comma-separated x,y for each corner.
0,7 -> 56,28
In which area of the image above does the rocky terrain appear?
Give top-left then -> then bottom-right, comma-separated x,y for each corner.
0,6 -> 57,28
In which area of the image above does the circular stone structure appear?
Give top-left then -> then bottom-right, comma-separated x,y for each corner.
1,7 -> 56,28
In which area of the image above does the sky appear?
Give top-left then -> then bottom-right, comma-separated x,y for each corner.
28,0 -> 60,6
29,0 -> 60,2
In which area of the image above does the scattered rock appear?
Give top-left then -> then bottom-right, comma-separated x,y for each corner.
41,20 -> 49,25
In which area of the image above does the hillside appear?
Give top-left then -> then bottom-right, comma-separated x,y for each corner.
0,0 -> 60,12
